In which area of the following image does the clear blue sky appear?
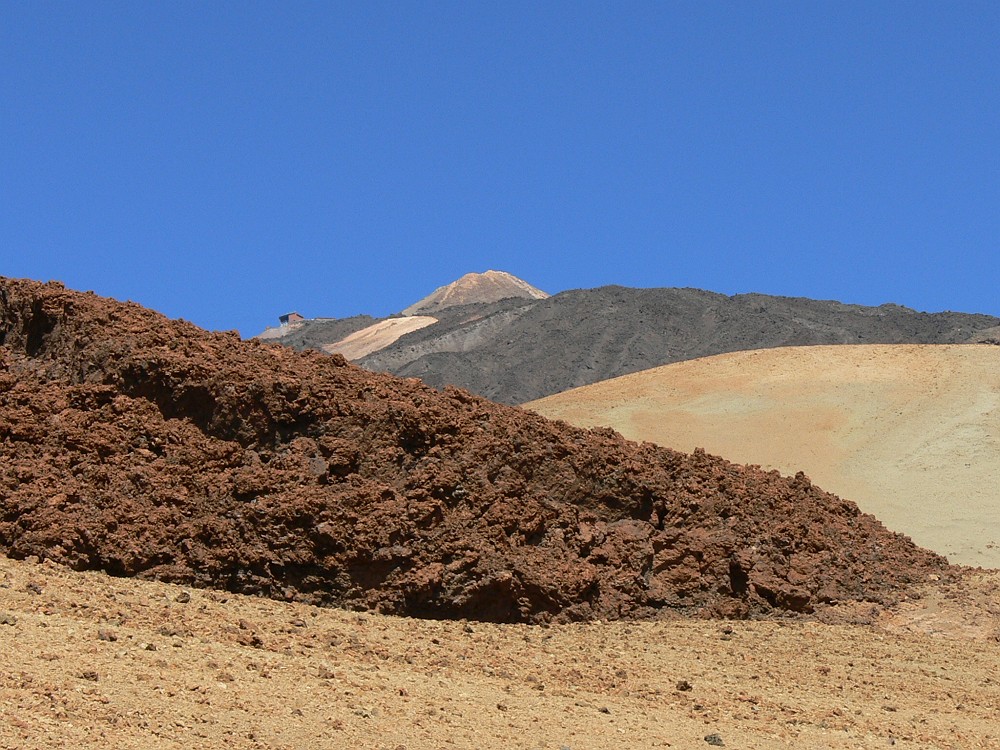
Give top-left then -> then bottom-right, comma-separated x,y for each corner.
3,2 -> 998,335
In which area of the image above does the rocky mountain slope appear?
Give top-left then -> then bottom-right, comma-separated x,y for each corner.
0,277 -> 948,622
527,344 -> 1000,568
266,279 -> 1000,404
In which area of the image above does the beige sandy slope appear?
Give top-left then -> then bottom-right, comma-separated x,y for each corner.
2,554 -> 999,750
526,345 -> 1000,568
322,316 -> 438,361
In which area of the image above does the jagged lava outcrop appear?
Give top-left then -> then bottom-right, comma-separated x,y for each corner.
0,277 -> 947,623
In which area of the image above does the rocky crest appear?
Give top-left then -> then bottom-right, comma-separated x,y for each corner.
0,277 -> 948,622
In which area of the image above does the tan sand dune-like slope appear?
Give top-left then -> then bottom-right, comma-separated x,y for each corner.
527,345 -> 1000,568
322,315 -> 437,360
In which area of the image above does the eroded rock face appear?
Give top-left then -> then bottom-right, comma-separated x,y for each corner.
0,278 -> 948,622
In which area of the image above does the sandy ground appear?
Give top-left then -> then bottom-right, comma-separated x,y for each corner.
2,554 -> 999,750
322,316 -> 438,361
526,345 -> 1000,568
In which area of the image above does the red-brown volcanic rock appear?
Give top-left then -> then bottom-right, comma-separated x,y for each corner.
0,278 -> 948,622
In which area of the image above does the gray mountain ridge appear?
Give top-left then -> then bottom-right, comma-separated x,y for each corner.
264,283 -> 1000,405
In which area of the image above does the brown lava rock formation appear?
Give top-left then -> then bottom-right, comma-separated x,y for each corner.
0,278 -> 948,623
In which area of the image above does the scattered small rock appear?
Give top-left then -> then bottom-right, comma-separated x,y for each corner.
79,671 -> 99,682
175,591 -> 191,603
97,628 -> 118,642
598,706 -> 611,714
704,733 -> 724,746
290,618 -> 306,627
25,582 -> 43,594
676,679 -> 693,691
237,633 -> 264,648
0,613 -> 16,626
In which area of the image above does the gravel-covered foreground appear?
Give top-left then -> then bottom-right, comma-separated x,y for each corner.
2,554 -> 999,750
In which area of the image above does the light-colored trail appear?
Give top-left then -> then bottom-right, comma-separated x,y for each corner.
322,315 -> 437,360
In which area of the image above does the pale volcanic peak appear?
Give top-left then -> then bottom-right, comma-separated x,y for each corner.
401,270 -> 548,315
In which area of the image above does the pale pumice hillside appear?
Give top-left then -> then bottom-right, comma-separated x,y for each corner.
527,344 -> 1000,568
